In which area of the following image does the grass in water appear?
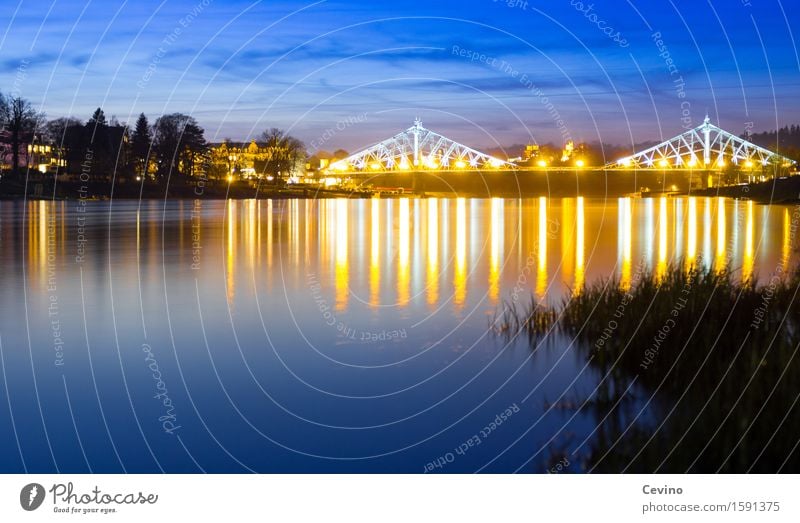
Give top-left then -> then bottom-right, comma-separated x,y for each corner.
495,264 -> 800,472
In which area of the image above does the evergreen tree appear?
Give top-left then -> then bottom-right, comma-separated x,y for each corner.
131,113 -> 152,178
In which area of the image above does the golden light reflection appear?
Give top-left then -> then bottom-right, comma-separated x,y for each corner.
427,198 -> 439,306
703,197 -> 712,267
226,200 -> 236,304
136,208 -> 141,261
782,208 -> 791,268
620,197 -> 633,290
247,199 -> 256,267
657,197 -> 668,279
397,198 -> 410,306
561,199 -> 575,286
256,200 -> 261,266
335,198 -> 349,311
370,198 -> 380,306
716,197 -> 726,270
575,197 -> 585,293
291,199 -> 299,265
304,200 -> 310,264
267,199 -> 273,267
38,201 -> 48,278
743,199 -> 754,281
687,197 -> 697,264
489,198 -> 503,303
454,198 -> 467,308
536,196 -> 548,298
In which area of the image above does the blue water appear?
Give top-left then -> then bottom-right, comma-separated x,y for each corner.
0,197 -> 791,472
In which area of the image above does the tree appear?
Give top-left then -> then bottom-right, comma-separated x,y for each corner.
131,113 -> 152,178
3,96 -> 42,174
152,113 -> 207,178
46,117 -> 82,145
84,107 -> 111,179
87,107 -> 107,128
0,91 -> 7,127
180,117 -> 206,177
256,128 -> 305,182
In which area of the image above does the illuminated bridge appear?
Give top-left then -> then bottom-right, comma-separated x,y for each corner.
608,116 -> 795,171
326,119 -> 515,174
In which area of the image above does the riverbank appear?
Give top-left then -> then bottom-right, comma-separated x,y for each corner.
494,264 -> 800,472
3,171 -> 798,201
691,174 -> 800,203
0,177 -> 369,200
3,169 -> 657,200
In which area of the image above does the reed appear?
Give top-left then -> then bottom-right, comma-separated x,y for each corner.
495,264 -> 800,472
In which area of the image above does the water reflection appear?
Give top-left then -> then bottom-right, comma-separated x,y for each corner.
454,198 -> 467,309
744,200 -> 754,281
536,196 -> 548,299
489,198 -> 503,303
335,198 -> 349,311
716,197 -> 726,269
575,197 -> 585,292
9,196 -> 796,311
657,197 -> 668,279
619,197 -> 633,289
687,197 -> 697,264
427,199 -> 439,306
4,196 -> 797,474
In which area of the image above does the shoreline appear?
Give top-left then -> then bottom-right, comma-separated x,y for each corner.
2,171 -> 799,203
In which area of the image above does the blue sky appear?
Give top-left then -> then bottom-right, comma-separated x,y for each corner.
1,0 -> 799,152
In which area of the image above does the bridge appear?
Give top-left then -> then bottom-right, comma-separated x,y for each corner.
321,117 -> 794,178
325,119 -> 515,174
607,116 -> 795,171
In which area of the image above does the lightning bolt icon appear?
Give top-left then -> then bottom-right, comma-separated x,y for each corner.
28,485 -> 37,507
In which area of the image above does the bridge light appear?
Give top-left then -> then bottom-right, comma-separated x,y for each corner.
489,158 -> 504,168
658,159 -> 668,168
688,158 -> 697,167
455,160 -> 467,169
717,158 -> 726,167
370,162 -> 382,170
537,160 -> 547,168
399,160 -> 410,170
575,159 -> 585,168
227,175 -> 234,183
744,160 -> 753,168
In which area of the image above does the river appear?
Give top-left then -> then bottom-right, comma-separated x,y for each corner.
0,196 -> 795,472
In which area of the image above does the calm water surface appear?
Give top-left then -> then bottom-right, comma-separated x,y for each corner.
0,197 -> 796,472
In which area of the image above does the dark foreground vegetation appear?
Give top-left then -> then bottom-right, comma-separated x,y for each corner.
495,264 -> 800,473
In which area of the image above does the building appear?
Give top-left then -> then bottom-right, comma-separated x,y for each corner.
0,130 -> 66,175
209,140 -> 306,181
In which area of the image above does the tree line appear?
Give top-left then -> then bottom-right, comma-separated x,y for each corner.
0,92 -> 305,183
749,125 -> 800,162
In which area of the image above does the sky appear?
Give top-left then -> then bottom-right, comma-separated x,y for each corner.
1,0 -> 799,154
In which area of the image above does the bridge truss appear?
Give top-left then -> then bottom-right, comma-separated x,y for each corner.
327,119 -> 514,173
608,117 -> 795,170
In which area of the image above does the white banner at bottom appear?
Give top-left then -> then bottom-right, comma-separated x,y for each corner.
0,474 -> 796,522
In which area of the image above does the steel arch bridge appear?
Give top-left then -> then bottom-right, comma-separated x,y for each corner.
326,119 -> 515,173
607,116 -> 795,170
